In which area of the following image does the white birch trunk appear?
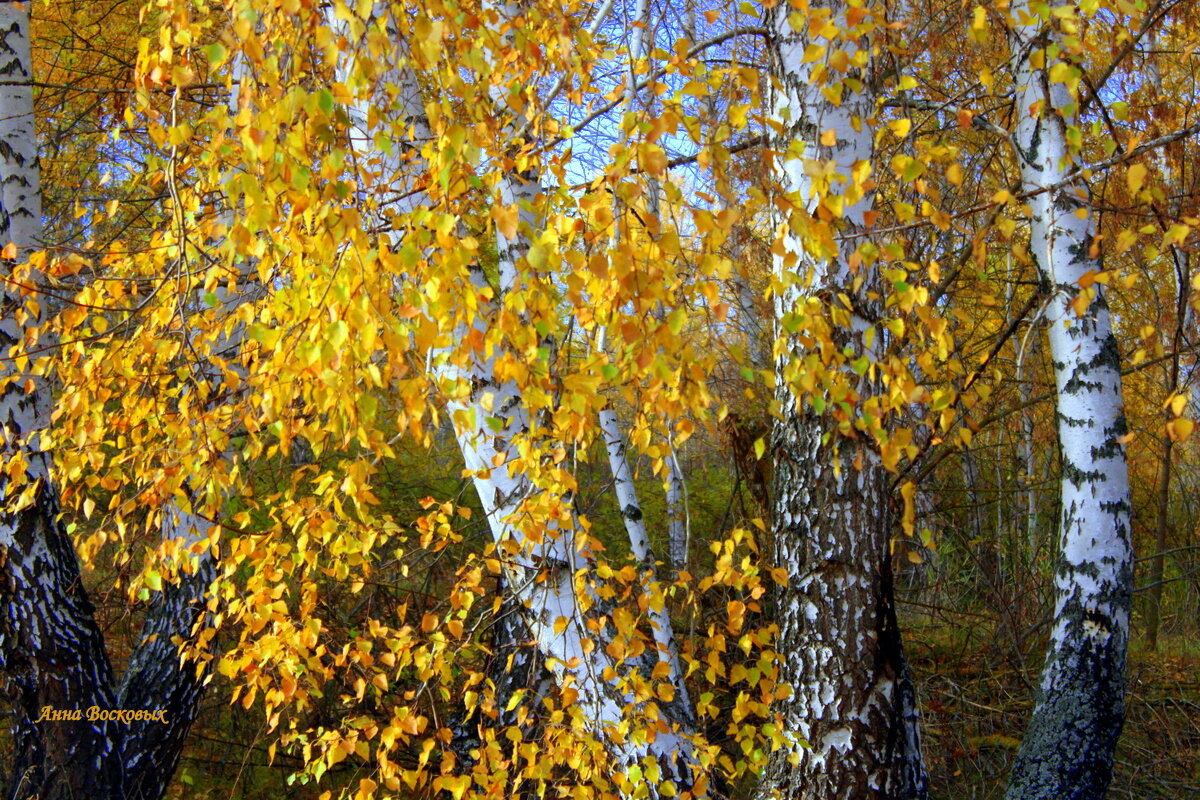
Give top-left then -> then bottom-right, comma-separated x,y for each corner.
665,440 -> 688,578
0,6 -> 123,795
329,3 -> 698,793
599,407 -> 692,709
1004,5 -> 1134,798
754,3 -> 928,797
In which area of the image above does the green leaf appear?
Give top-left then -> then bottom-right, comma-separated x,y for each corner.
317,87 -> 335,116
202,43 -> 227,71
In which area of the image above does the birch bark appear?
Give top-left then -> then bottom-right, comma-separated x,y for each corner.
329,2 -> 699,793
0,4 -> 216,798
0,5 -> 120,795
753,2 -> 928,797
1004,4 -> 1134,797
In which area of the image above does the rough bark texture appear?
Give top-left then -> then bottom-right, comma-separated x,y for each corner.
754,2 -> 928,798
1004,6 -> 1134,799
0,6 -> 121,796
449,577 -> 550,788
116,509 -> 216,800
0,6 -> 215,798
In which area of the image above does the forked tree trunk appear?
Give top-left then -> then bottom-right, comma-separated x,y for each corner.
1004,4 -> 1134,798
116,508 -> 216,800
754,2 -> 928,798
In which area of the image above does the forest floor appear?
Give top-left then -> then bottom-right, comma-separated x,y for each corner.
907,616 -> 1200,799
166,607 -> 1200,798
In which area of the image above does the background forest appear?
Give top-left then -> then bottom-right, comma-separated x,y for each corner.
0,0 -> 1198,799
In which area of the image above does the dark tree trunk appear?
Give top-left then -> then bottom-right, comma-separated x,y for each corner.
117,545 -> 216,800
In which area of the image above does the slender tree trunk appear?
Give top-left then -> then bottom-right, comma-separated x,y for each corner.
1143,30 -> 1189,652
1145,437 -> 1172,650
665,440 -> 688,578
329,3 -> 699,792
1004,6 -> 1134,798
1016,316 -> 1041,561
962,446 -> 995,599
754,3 -> 928,798
599,407 -> 692,706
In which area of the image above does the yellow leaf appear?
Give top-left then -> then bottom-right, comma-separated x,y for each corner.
970,6 -> 988,42
492,204 -> 518,240
1070,292 -> 1090,316
900,481 -> 916,536
1127,163 -> 1147,195
1168,417 -> 1195,443
639,143 -> 668,175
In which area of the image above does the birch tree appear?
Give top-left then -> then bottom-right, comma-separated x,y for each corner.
327,2 -> 701,794
0,3 -> 216,799
1003,2 -> 1135,797
752,1 -> 929,798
